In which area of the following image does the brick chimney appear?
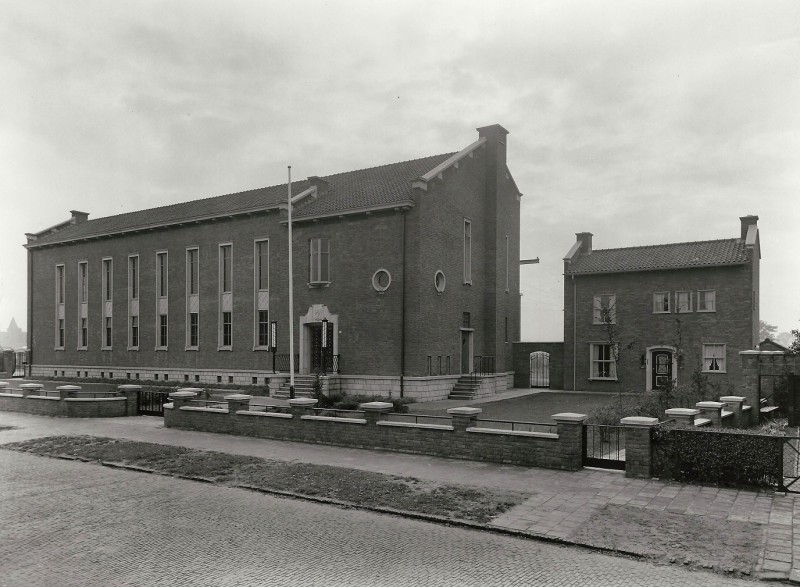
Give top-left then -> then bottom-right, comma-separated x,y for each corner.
740,215 -> 758,241
576,232 -> 593,254
307,176 -> 329,196
70,210 -> 89,224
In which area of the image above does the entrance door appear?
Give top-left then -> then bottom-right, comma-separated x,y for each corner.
310,323 -> 334,373
461,331 -> 472,374
652,350 -> 673,389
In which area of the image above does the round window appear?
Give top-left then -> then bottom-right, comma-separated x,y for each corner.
372,269 -> 392,292
434,270 -> 446,293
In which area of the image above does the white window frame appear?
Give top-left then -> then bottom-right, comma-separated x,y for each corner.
592,294 -> 616,324
127,255 -> 139,350
698,290 -> 716,313
55,263 -> 65,350
101,257 -> 113,350
675,291 -> 692,313
218,243 -> 233,350
702,343 -> 726,373
156,251 -> 168,350
309,237 -> 330,285
186,247 -> 200,350
589,342 -> 618,380
653,291 -> 670,314
463,219 -> 472,285
254,239 -> 270,349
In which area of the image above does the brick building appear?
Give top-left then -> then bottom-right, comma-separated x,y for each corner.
562,216 -> 760,393
24,124 -> 521,401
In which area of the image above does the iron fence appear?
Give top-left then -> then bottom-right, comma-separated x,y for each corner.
583,424 -> 626,470
311,407 -> 364,418
474,419 -> 556,434
473,355 -> 496,376
274,354 -> 300,373
188,400 -> 228,409
384,413 -> 453,425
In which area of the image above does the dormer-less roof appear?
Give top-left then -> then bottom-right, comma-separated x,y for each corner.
566,238 -> 749,275
26,153 -> 455,248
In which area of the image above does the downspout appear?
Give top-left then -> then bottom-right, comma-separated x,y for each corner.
27,247 -> 33,376
400,211 -> 406,398
572,273 -> 576,392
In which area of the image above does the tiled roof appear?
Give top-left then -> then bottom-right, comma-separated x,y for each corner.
28,153 -> 455,247
566,238 -> 749,275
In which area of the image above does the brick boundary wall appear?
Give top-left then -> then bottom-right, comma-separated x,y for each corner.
164,393 -> 587,471
0,383 -> 138,418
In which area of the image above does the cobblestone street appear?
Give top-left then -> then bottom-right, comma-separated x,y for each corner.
1,450 -> 756,586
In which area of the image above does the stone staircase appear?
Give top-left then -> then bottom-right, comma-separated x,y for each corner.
448,375 -> 481,400
272,376 -> 317,399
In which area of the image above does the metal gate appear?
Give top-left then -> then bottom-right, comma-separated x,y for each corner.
529,352 -> 550,388
12,350 -> 27,377
583,424 -> 626,470
138,389 -> 171,416
787,375 -> 800,427
780,436 -> 800,493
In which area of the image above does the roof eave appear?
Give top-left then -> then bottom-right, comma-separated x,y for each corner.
413,138 -> 487,192
284,200 -> 415,224
566,260 -> 749,276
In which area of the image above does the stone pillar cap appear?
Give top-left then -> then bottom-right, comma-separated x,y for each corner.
224,394 -> 253,401
118,384 -> 143,390
56,385 -> 81,390
177,387 -> 204,393
359,401 -> 393,411
665,408 -> 700,416
169,390 -> 198,399
20,383 -> 44,389
288,398 -> 318,407
0,382 -> 9,387
446,407 -> 483,416
551,412 -> 588,422
696,401 -> 726,409
719,396 -> 746,402
621,416 -> 659,427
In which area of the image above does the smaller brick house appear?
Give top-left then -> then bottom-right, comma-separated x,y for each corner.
562,215 -> 760,393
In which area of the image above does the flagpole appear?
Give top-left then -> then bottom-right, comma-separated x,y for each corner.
287,166 -> 295,399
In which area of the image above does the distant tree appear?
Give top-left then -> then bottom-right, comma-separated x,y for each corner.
776,331 -> 794,348
790,330 -> 800,355
759,320 -> 778,341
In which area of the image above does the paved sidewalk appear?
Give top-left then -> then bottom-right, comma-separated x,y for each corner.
0,410 -> 798,583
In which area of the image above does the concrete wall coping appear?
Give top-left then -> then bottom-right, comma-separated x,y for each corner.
64,397 -> 125,402
695,418 -> 712,426
696,401 -> 726,409
118,384 -> 143,391
170,390 -> 198,399
742,405 -> 753,411
621,416 -> 659,427
551,412 -> 588,422
27,396 -> 59,401
447,407 -> 482,416
56,385 -> 81,391
0,392 -> 23,397
467,428 -> 558,440
288,398 -> 318,407
720,396 -> 746,402
300,415 -> 366,425
180,406 -> 228,413
0,382 -> 9,388
224,394 -> 253,401
20,383 -> 44,389
177,387 -> 204,393
236,410 -> 293,419
665,408 -> 701,416
376,421 -> 454,431
740,350 -> 787,355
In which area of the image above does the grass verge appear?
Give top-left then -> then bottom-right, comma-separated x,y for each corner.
2,435 -> 526,524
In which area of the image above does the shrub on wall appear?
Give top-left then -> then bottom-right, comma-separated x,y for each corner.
651,426 -> 782,489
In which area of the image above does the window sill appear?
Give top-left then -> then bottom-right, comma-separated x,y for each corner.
697,310 -> 716,313
588,377 -> 618,382
77,347 -> 87,351
592,321 -> 617,325
702,370 -> 727,374
155,347 -> 168,352
218,346 -> 232,352
101,347 -> 112,351
652,311 -> 670,315
185,346 -> 198,352
253,346 -> 270,351
54,347 -> 65,351
308,281 -> 331,288
127,347 -> 139,351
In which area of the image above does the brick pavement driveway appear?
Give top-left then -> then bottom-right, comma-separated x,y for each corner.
0,450 -> 757,587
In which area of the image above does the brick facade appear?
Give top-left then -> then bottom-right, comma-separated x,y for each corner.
25,125 -> 521,401
563,217 -> 760,393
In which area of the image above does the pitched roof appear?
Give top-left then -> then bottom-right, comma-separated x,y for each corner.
27,153 -> 455,247
566,238 -> 749,275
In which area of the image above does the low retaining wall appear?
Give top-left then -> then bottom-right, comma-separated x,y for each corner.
164,392 -> 587,470
0,383 -> 138,418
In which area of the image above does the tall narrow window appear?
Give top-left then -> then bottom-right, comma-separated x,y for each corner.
590,343 -> 617,380
77,261 -> 88,349
128,255 -> 139,350
156,251 -> 168,350
309,238 -> 330,284
219,243 -> 233,349
653,292 -> 670,313
55,264 -> 65,349
254,239 -> 270,349
463,219 -> 472,284
676,291 -> 692,313
186,247 -> 199,349
101,258 -> 113,350
702,344 -> 726,372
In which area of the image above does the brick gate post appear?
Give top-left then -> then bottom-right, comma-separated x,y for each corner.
446,407 -> 482,432
118,384 -> 141,416
360,401 -> 393,426
621,417 -> 658,479
552,413 -> 587,471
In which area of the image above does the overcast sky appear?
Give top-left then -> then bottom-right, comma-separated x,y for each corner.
1,0 -> 798,342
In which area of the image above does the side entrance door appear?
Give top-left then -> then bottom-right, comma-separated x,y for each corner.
310,323 -> 334,373
652,350 -> 673,389
461,331 -> 472,374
